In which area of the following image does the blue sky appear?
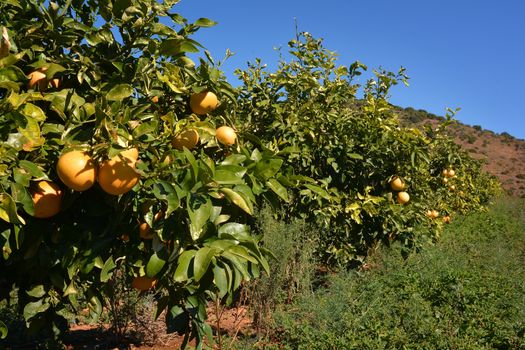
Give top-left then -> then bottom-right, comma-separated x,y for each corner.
175,0 -> 525,139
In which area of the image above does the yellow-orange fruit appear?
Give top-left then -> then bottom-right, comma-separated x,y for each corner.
443,216 -> 452,224
447,169 -> 456,177
151,96 -> 159,103
31,181 -> 62,218
397,191 -> 410,204
442,178 -> 449,184
442,169 -> 449,177
98,151 -> 140,195
431,210 -> 439,218
189,91 -> 218,115
139,209 -> 164,240
119,147 -> 139,164
171,129 -> 199,150
216,126 -> 237,146
132,276 -> 157,291
50,78 -> 60,89
390,177 -> 405,191
56,150 -> 97,191
448,185 -> 456,191
28,69 -> 48,90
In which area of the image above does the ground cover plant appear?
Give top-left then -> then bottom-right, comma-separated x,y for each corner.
236,197 -> 525,349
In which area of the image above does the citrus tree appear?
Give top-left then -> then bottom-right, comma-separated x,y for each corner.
0,0 -> 287,347
235,32 -> 500,266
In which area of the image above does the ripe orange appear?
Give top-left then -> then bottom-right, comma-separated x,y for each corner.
448,185 -> 456,191
132,276 -> 157,291
98,150 -> 140,195
189,91 -> 218,115
216,126 -> 237,146
442,178 -> 449,184
442,169 -> 449,177
171,129 -> 199,150
119,147 -> 139,164
56,150 -> 97,191
447,169 -> 456,177
390,177 -> 405,191
49,78 -> 60,89
151,96 -> 159,103
431,210 -> 439,218
31,181 -> 62,218
28,69 -> 48,90
139,208 -> 164,240
397,191 -> 410,204
443,216 -> 452,224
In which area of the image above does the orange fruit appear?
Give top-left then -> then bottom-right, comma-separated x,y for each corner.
56,150 -> 97,191
119,147 -> 139,164
397,191 -> 410,204
132,276 -> 157,291
172,129 -> 199,150
443,216 -> 452,224
98,151 -> 140,195
189,91 -> 218,115
431,210 -> 439,218
151,96 -> 159,103
216,126 -> 237,146
49,78 -> 60,89
448,185 -> 456,191
28,69 -> 48,90
442,178 -> 449,184
447,169 -> 456,177
31,181 -> 62,218
390,177 -> 405,191
139,208 -> 164,240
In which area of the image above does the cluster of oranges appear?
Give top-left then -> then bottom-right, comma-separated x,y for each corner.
390,176 -> 410,204
28,88 -> 238,291
29,90 -> 237,223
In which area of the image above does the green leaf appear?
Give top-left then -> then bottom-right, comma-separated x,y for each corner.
266,178 -> 289,202
21,103 -> 46,122
219,188 -> 253,215
174,250 -> 196,282
218,223 -> 250,240
348,153 -> 364,160
159,39 -> 199,57
254,158 -> 283,181
23,299 -> 50,322
0,192 -> 25,224
18,160 -> 48,180
100,256 -> 116,282
152,181 -> 180,214
187,195 -> 212,241
0,320 -> 7,339
193,246 -> 217,282
304,183 -> 331,200
213,169 -> 245,185
213,265 -> 229,297
146,252 -> 166,278
194,18 -> 217,27
106,84 -> 133,101
26,285 -> 46,298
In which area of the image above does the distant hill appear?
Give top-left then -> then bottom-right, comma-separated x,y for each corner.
395,106 -> 525,198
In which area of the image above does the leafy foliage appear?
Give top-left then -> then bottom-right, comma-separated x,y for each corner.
0,0 -> 285,347
235,32 -> 501,266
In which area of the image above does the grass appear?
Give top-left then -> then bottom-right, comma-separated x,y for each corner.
230,197 -> 525,349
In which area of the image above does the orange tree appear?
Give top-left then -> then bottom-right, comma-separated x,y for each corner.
0,0 -> 286,346
235,32 -> 500,266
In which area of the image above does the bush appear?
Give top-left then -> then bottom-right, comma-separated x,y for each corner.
270,197 -> 525,349
244,207 -> 317,332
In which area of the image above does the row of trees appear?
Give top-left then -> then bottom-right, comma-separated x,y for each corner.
0,0 -> 499,348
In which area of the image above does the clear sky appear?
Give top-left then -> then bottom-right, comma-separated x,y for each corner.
174,0 -> 525,139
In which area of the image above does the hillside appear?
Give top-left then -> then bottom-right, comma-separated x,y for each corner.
396,107 -> 525,197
